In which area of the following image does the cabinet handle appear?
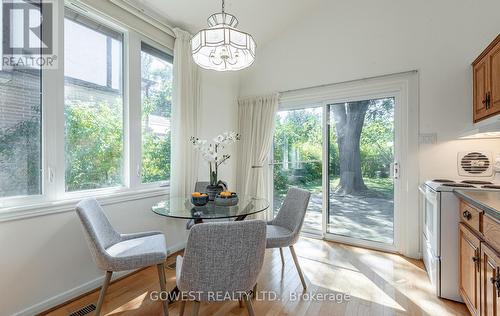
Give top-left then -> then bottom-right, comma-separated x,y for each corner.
463,210 -> 472,221
472,250 -> 480,272
486,92 -> 491,109
492,267 -> 500,298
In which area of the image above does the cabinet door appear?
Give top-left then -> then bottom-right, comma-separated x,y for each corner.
489,41 -> 500,115
481,243 -> 500,316
460,223 -> 482,315
474,57 -> 490,122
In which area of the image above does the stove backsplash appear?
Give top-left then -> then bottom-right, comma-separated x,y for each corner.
420,139 -> 500,183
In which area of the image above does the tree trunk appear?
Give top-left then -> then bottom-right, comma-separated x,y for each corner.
331,101 -> 369,195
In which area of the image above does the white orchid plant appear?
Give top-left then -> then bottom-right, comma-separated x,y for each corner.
190,131 -> 240,187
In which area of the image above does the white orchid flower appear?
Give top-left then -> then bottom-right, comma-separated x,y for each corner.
191,132 -> 239,163
214,135 -> 225,144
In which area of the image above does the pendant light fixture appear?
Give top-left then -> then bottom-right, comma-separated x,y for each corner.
191,0 -> 256,71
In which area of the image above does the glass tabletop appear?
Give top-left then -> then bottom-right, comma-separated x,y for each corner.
151,196 -> 269,220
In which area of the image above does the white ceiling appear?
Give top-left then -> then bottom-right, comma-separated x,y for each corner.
131,0 -> 322,45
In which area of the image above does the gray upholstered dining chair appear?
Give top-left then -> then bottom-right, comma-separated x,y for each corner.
76,198 -> 169,316
266,187 -> 311,290
175,220 -> 267,316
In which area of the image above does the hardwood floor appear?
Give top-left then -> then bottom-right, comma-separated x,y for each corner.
44,238 -> 468,316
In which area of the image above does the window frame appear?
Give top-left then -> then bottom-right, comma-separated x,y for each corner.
0,3 -> 173,212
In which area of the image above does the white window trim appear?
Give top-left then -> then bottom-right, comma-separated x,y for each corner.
0,2 -> 174,218
0,186 -> 168,223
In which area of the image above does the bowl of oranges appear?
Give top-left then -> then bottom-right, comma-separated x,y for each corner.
215,191 -> 238,206
191,192 -> 209,206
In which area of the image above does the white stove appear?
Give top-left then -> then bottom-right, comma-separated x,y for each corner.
425,179 -> 500,191
419,178 -> 499,302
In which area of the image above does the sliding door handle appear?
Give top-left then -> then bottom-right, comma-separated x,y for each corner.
391,162 -> 400,180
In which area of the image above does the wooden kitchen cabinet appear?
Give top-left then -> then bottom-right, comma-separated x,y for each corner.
489,40 -> 500,115
474,57 -> 490,122
481,243 -> 500,316
458,193 -> 500,316
461,200 -> 483,233
472,34 -> 500,122
460,222 -> 482,315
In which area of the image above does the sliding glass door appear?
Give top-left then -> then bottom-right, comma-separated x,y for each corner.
326,98 -> 395,244
271,96 -> 398,248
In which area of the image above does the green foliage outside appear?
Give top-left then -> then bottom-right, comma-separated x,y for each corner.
65,100 -> 123,191
273,98 -> 395,197
140,52 -> 172,184
141,53 -> 172,183
0,106 -> 41,197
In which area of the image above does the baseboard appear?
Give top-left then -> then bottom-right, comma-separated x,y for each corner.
12,242 -> 186,316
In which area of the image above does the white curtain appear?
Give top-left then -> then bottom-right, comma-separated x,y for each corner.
170,28 -> 200,197
236,94 -> 279,216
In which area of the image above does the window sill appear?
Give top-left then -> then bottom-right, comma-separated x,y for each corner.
0,186 -> 169,223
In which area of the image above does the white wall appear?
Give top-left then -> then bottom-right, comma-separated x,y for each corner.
197,70 -> 240,189
240,0 -> 500,179
239,0 -> 500,256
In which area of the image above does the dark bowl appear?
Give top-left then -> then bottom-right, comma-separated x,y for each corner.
214,193 -> 239,206
191,194 -> 209,206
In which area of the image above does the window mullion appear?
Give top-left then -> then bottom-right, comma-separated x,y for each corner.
42,2 -> 65,201
127,32 -> 142,189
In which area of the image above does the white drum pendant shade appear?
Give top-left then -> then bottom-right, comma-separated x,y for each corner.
191,2 -> 256,71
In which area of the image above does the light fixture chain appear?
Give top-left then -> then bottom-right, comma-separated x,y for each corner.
222,0 -> 225,13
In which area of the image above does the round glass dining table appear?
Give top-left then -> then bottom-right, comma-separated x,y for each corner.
151,195 -> 269,303
152,195 -> 269,227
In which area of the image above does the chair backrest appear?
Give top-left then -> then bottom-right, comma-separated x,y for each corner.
271,187 -> 311,236
76,198 -> 120,269
178,220 -> 267,301
194,181 -> 210,193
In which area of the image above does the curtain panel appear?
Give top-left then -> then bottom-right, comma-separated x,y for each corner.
236,94 -> 279,218
170,28 -> 201,197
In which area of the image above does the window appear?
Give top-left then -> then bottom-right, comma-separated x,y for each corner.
0,68 -> 42,198
0,4 -> 176,211
140,43 -> 173,183
64,9 -> 124,192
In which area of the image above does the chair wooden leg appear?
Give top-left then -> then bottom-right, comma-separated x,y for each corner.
279,248 -> 285,266
243,296 -> 256,316
157,263 -> 169,316
289,245 -> 307,290
191,301 -> 200,316
95,271 -> 112,316
179,300 -> 186,316
239,298 -> 243,308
